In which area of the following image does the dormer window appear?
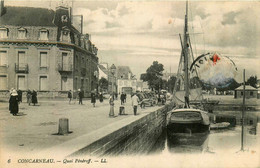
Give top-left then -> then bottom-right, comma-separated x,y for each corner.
61,27 -> 70,42
39,28 -> 49,41
0,27 -> 8,39
18,28 -> 27,39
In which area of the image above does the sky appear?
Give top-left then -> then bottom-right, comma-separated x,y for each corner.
5,0 -> 260,82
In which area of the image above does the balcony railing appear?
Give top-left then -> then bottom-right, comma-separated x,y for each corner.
58,63 -> 73,72
15,63 -> 29,73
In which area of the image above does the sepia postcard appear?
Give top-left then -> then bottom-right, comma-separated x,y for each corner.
0,0 -> 259,167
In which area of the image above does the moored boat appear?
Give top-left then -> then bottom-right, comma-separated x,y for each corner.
167,1 -> 210,134
167,108 -> 210,134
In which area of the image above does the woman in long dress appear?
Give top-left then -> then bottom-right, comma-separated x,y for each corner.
9,90 -> 19,116
32,90 -> 38,106
109,94 -> 114,117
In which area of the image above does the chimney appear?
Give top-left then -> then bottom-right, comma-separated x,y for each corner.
0,0 -> 5,17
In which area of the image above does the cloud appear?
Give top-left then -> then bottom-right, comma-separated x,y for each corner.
221,11 -> 241,25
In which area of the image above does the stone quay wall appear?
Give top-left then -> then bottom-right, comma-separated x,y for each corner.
70,102 -> 175,157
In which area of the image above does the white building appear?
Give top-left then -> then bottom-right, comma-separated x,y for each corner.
117,66 -> 137,94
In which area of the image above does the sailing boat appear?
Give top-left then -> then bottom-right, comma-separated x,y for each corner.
167,1 -> 210,134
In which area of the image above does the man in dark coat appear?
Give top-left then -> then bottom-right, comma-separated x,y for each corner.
32,90 -> 38,106
68,90 -> 72,104
17,89 -> 23,103
120,92 -> 125,105
123,93 -> 127,103
78,89 -> 83,105
91,90 -> 96,107
9,90 -> 19,116
99,92 -> 103,103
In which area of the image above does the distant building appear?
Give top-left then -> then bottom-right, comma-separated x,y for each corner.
136,81 -> 150,92
117,66 -> 137,94
0,3 -> 98,97
162,72 -> 176,81
234,85 -> 258,99
98,63 -> 117,94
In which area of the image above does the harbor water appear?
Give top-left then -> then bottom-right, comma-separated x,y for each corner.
149,115 -> 259,155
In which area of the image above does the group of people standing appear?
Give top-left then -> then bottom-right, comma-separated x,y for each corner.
68,89 -> 103,107
109,92 -> 140,117
9,88 -> 38,116
26,89 -> 38,106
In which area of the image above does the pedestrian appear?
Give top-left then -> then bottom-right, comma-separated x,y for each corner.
31,90 -> 38,106
122,93 -> 126,103
131,93 -> 139,115
99,92 -> 103,103
78,89 -> 83,105
27,89 -> 32,106
120,92 -> 124,105
115,93 -> 118,100
109,94 -> 114,117
17,89 -> 23,103
68,90 -> 72,104
91,90 -> 96,107
9,89 -> 19,116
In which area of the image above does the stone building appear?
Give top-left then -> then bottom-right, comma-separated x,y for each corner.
0,3 -> 98,97
234,85 -> 258,99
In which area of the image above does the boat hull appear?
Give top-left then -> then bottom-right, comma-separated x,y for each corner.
167,108 -> 210,133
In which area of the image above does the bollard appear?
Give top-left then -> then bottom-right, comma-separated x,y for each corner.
58,118 -> 69,135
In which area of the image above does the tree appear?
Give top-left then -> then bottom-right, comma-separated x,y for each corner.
99,77 -> 108,92
167,76 -> 177,93
141,61 -> 164,91
246,75 -> 257,88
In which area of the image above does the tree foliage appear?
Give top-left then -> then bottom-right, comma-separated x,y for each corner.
99,77 -> 108,92
141,61 -> 164,91
167,76 -> 177,93
246,75 -> 257,88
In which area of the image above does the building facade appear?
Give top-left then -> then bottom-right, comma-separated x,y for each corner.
234,85 -> 258,99
0,3 -> 98,97
98,63 -> 117,94
117,66 -> 137,94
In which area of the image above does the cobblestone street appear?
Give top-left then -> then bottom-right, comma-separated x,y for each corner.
0,97 -> 160,155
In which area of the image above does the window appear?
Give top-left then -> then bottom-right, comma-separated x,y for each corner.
0,51 -> 7,66
61,28 -> 70,42
250,91 -> 253,96
39,29 -> 48,41
18,28 -> 27,39
40,52 -> 48,67
17,76 -> 26,90
0,75 -> 7,90
61,76 -> 67,91
39,76 -> 48,91
18,51 -> 26,65
0,28 -> 8,38
241,91 -> 243,96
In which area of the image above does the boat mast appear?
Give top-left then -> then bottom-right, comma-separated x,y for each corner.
183,1 -> 190,108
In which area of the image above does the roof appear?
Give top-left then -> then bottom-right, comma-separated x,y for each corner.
117,66 -> 133,79
98,64 -> 109,75
0,6 -> 56,27
235,85 -> 257,91
110,64 -> 116,70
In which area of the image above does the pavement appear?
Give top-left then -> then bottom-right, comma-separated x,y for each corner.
0,97 -> 162,156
